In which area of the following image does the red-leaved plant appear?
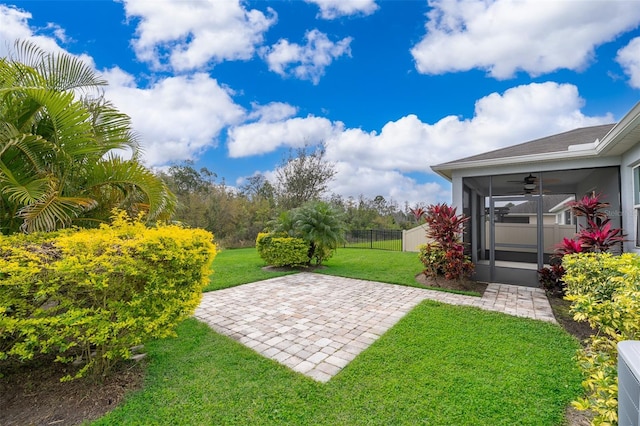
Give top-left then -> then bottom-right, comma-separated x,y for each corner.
554,237 -> 583,257
539,192 -> 623,294
409,206 -> 427,223
420,203 -> 474,281
567,193 -> 624,253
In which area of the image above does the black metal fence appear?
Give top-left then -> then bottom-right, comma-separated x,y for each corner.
342,229 -> 403,251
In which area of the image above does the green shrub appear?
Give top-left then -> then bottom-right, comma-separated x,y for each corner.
563,252 -> 640,425
538,193 -> 623,296
0,211 -> 216,380
255,233 -> 309,267
266,201 -> 345,266
418,243 -> 446,279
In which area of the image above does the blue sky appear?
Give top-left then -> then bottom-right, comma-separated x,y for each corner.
2,0 -> 640,207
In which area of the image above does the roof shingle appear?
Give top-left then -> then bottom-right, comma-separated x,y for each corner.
435,123 -> 615,168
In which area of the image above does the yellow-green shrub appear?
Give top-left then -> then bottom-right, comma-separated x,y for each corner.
0,211 -> 216,380
255,232 -> 309,267
563,252 -> 640,425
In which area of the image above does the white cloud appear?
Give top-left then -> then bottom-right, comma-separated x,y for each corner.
324,82 -> 613,172
411,0 -> 640,79
329,163 -> 450,206
262,29 -> 352,84
0,5 -> 72,58
122,0 -> 276,71
102,69 -> 245,166
305,0 -> 378,19
231,82 -> 610,205
616,37 -> 640,89
227,114 -> 342,158
247,102 -> 298,122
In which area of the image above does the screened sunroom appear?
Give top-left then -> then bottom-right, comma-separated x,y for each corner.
432,105 -> 640,286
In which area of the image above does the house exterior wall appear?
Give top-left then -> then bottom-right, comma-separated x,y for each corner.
508,214 -> 557,225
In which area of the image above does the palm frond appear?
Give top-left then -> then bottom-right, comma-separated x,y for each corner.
17,179 -> 98,233
11,39 -> 106,94
0,45 -> 47,91
24,88 -> 93,142
0,124 -> 50,171
0,165 -> 49,205
84,97 -> 140,153
0,41 -> 164,233
86,157 -> 176,220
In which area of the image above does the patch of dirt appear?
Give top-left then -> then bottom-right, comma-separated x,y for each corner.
546,293 -> 595,343
0,356 -> 145,426
415,272 -> 489,295
564,405 -> 593,426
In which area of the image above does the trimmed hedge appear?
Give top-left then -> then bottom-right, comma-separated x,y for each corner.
564,252 -> 640,425
256,233 -> 309,267
0,211 -> 216,380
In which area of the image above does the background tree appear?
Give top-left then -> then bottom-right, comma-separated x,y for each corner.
275,144 -> 336,210
160,163 -> 276,247
166,160 -> 216,195
240,173 -> 276,206
158,161 -> 215,230
0,41 -> 175,234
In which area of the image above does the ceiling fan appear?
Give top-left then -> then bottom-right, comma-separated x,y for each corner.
507,173 -> 539,193
507,174 -> 557,194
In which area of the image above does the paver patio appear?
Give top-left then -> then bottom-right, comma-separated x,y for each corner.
195,273 -> 555,382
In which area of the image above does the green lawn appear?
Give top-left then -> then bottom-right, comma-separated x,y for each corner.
206,247 -> 427,292
204,247 -> 298,291
320,248 -> 427,288
207,247 -> 477,295
94,247 -> 583,425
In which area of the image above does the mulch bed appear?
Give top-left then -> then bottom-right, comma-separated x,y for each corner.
414,272 -> 489,294
0,357 -> 145,426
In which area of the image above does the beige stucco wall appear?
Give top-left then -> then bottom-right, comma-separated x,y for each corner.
487,223 -> 577,253
403,222 -> 576,254
402,225 -> 431,252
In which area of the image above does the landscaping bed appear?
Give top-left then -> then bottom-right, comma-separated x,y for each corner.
0,358 -> 145,426
1,248 -> 588,425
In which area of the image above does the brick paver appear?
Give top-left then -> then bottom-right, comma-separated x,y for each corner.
195,273 -> 555,382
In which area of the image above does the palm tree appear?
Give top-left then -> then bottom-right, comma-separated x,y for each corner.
293,201 -> 346,265
0,40 -> 175,234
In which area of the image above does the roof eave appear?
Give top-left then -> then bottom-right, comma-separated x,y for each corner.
595,101 -> 640,155
431,149 -> 599,181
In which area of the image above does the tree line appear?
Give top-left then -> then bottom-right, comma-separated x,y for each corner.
159,148 -> 426,248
